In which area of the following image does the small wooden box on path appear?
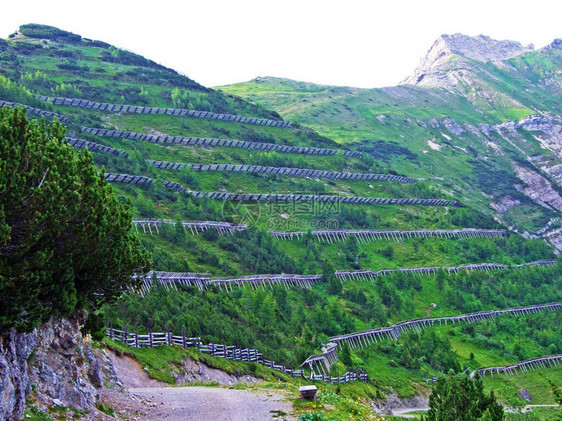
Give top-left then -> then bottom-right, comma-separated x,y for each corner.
299,385 -> 317,399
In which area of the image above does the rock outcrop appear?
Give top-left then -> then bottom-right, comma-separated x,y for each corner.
402,33 -> 533,87
0,328 -> 37,420
0,314 -> 121,421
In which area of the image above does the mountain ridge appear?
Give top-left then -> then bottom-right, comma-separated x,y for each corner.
401,33 -> 535,86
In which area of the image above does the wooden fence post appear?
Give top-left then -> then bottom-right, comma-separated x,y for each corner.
135,328 -> 139,348
149,327 -> 153,348
108,321 -> 113,340
182,331 -> 186,349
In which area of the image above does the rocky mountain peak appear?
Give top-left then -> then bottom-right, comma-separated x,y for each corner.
546,38 -> 562,50
402,33 -> 534,86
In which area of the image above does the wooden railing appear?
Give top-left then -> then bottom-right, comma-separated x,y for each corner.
106,324 -> 368,384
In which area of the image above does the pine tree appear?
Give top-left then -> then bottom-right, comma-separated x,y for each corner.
323,259 -> 341,295
423,371 -> 503,421
340,342 -> 353,369
0,107 -> 150,332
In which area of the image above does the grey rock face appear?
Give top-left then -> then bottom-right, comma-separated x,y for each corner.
0,329 -> 37,421
402,34 -> 533,86
0,314 -> 122,420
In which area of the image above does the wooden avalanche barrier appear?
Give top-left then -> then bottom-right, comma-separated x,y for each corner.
148,160 -> 417,183
188,190 -> 460,207
103,173 -> 460,207
81,126 -> 361,157
66,137 -> 129,158
133,219 -> 247,235
334,260 -> 557,282
301,343 -> 340,376
134,272 -> 322,293
475,354 -> 562,377
271,228 -> 506,243
39,95 -> 295,128
327,302 -> 562,351
0,100 -> 71,124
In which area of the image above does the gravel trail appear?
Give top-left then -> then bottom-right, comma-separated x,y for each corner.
130,386 -> 295,421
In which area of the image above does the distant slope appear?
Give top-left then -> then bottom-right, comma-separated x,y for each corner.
219,35 -> 562,236
2,25 -> 561,409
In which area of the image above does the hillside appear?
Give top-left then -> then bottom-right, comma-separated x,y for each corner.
219,35 -> 562,239
1,25 -> 562,419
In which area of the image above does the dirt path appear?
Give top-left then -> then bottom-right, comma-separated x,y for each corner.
130,386 -> 295,421
391,407 -> 429,418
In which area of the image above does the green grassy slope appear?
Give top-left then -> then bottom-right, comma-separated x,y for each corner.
1,25 -> 561,409
218,45 -> 562,232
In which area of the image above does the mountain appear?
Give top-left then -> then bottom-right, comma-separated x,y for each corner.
1,26 -> 561,419
220,34 -> 562,239
402,33 -> 534,86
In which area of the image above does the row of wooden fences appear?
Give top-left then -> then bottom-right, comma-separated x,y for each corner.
474,354 -> 562,377
103,174 -> 461,207
106,323 -> 368,384
132,219 -> 507,243
40,96 -> 295,128
131,260 -> 559,296
0,100 -> 71,124
334,260 -> 558,282
148,160 -> 417,184
328,302 -> 562,351
66,137 -> 129,158
81,126 -> 361,157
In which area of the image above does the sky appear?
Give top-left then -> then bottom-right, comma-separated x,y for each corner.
1,0 -> 561,89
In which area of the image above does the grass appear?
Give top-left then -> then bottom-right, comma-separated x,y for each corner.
483,366 -> 562,406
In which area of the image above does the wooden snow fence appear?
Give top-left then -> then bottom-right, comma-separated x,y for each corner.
148,160 -> 417,183
39,95 -> 295,129
80,126 -> 361,157
271,228 -> 507,243
132,260 -> 557,295
327,302 -> 562,351
208,274 -> 323,291
474,354 -> 562,377
301,343 -> 340,376
131,219 -> 505,244
134,272 -> 323,293
0,100 -> 71,124
104,173 -> 154,185
188,191 -> 460,207
103,173 -> 460,207
132,219 -> 247,235
334,260 -> 557,282
66,137 -> 129,158
133,271 -> 211,296
106,323 -> 368,384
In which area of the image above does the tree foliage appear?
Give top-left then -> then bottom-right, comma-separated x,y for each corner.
0,107 -> 150,332
423,372 -> 504,421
